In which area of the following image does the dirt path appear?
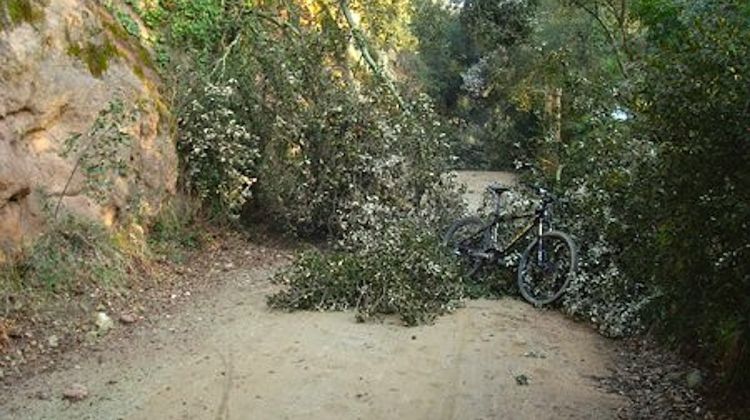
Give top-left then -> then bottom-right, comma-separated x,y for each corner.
0,266 -> 624,420
454,170 -> 518,213
0,171 -> 628,419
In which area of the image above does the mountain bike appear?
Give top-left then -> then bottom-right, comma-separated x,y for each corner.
443,184 -> 577,306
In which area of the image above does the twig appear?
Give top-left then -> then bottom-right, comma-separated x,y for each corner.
573,1 -> 629,79
54,134 -> 95,220
211,33 -> 243,78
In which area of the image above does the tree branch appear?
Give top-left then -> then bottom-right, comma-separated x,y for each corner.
574,1 -> 629,78
338,0 -> 408,112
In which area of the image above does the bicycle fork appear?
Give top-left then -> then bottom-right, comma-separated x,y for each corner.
537,217 -> 545,266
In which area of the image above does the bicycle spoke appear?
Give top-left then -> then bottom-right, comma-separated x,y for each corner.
518,232 -> 576,305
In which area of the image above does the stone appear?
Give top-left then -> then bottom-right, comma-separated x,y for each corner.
94,312 -> 114,335
119,313 -> 137,325
62,384 -> 88,402
47,335 -> 59,348
515,374 -> 529,386
35,390 -> 52,401
84,331 -> 98,345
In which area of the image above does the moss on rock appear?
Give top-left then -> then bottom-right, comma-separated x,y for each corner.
0,0 -> 46,31
67,38 -> 120,78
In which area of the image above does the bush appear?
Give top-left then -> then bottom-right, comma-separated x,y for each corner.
177,79 -> 260,218
550,128 -> 657,337
624,0 -> 750,390
0,216 -> 128,295
168,1 -> 458,239
147,194 -> 207,262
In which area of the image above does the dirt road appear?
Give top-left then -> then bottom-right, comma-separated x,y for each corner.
0,172 -> 627,419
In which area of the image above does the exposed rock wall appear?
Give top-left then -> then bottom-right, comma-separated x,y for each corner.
0,0 -> 177,261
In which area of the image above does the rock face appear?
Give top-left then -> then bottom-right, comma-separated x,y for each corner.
0,0 -> 177,261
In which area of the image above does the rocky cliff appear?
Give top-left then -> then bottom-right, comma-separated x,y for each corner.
0,0 -> 177,262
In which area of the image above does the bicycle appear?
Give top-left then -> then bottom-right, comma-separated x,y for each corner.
443,184 -> 577,306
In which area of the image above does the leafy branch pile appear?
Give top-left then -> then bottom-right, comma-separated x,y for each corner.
138,0 -> 750,401
268,218 -> 465,326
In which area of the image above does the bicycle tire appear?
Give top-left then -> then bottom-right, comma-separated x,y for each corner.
443,216 -> 491,278
517,230 -> 577,306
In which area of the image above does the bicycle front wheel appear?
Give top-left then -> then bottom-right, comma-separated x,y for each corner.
443,216 -> 490,278
517,231 -> 577,306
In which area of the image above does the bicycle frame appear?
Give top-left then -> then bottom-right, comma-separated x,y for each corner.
467,192 -> 553,264
446,185 -> 576,306
483,212 -> 543,257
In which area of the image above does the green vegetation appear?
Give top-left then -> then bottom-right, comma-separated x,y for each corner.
0,215 -> 127,294
66,38 -> 119,78
147,196 -> 207,263
113,7 -> 140,38
269,219 -> 465,326
625,0 -> 750,390
0,0 -> 45,31
59,99 -> 134,206
405,0 -> 750,400
152,0 -> 750,392
2,0 -> 747,409
0,203 -> 206,309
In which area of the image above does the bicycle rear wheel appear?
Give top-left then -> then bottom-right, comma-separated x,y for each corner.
517,231 -> 577,306
443,217 -> 491,278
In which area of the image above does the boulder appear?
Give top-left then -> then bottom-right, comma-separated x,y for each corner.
0,0 -> 177,262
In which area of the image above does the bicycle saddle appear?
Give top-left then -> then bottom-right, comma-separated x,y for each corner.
487,183 -> 511,194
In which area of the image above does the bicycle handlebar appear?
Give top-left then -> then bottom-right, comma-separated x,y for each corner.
484,183 -> 564,216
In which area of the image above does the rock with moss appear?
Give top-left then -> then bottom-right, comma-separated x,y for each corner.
0,0 -> 176,262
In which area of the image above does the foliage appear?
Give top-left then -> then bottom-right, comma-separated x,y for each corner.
164,0 -> 458,238
113,7 -> 140,38
476,0 -> 750,395
1,196 -> 208,303
409,0 -> 476,112
622,0 -> 750,390
177,80 -> 260,218
269,218 -> 465,326
66,39 -> 120,78
147,195 -> 207,263
0,0 -> 45,31
461,0 -> 538,49
162,0 -> 224,53
147,0 -> 750,401
60,99 -> 137,207
0,216 -> 128,294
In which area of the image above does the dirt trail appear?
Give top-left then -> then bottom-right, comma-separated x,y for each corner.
0,172 -> 627,420
454,171 -> 518,213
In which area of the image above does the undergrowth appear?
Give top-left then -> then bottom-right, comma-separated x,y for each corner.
1,215 -> 128,295
0,198 -> 206,317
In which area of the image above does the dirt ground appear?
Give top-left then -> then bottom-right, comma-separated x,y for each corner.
453,170 -> 518,213
0,171 -> 634,419
0,263 -> 625,420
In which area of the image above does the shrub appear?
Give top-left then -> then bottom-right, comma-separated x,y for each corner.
549,129 -> 657,337
624,0 -> 750,390
0,216 -> 128,295
177,79 -> 260,218
168,2 -> 459,239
